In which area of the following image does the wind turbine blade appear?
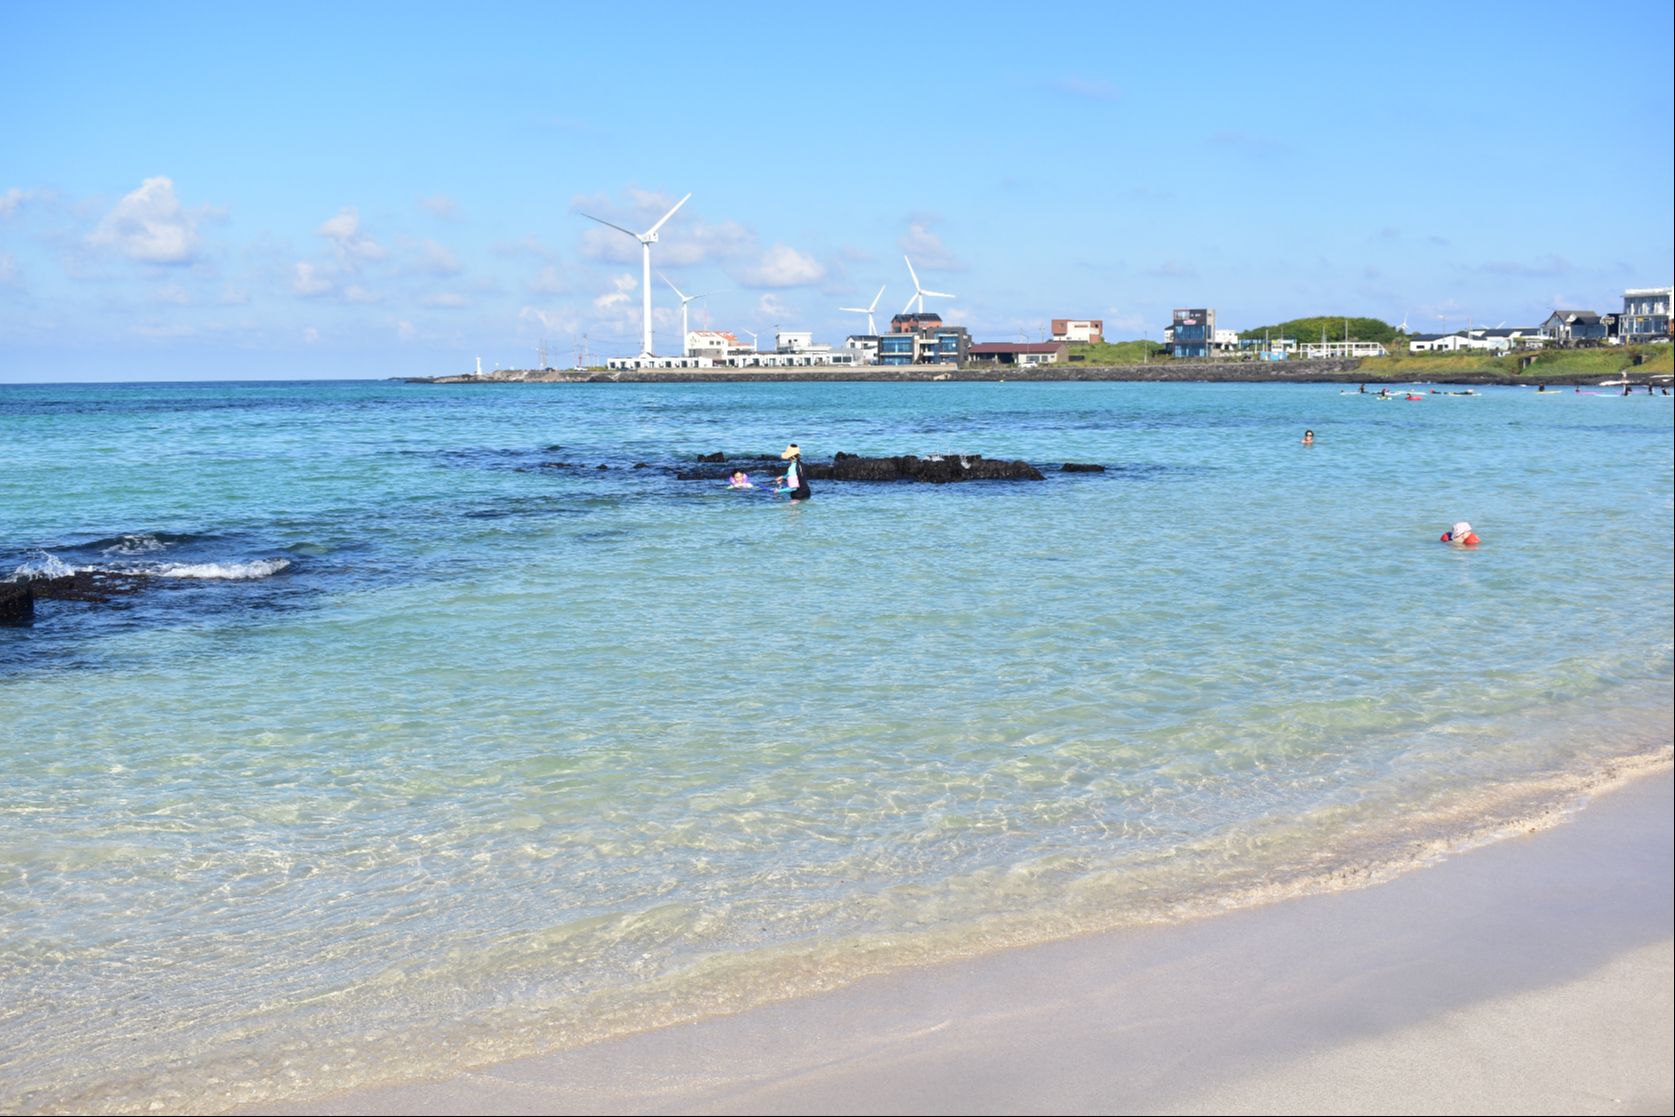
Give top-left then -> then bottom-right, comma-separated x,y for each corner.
578,212 -> 640,239
839,306 -> 868,313
923,289 -> 955,299
868,285 -> 885,312
659,271 -> 689,302
903,255 -> 921,291
902,293 -> 918,314
645,193 -> 691,237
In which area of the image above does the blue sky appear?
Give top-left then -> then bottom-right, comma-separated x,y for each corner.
3,0 -> 1671,379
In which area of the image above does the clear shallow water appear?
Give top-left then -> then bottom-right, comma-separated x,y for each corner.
1,379 -> 1670,1113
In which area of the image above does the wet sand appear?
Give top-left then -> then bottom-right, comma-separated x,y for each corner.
271,765 -> 1672,1116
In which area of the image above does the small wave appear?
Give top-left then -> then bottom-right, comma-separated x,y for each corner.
100,533 -> 169,556
139,558 -> 293,580
8,552 -> 78,581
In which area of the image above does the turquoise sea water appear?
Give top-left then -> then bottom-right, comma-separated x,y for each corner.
2,379 -> 1671,1113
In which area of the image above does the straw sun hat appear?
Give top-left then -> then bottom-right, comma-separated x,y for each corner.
780,443 -> 801,459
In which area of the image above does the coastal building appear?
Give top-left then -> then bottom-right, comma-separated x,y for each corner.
1212,328 -> 1240,352
1539,310 -> 1607,345
1406,328 -> 1538,354
844,335 -> 880,364
883,312 -> 971,365
1301,341 -> 1390,359
1050,319 -> 1103,343
1620,287 -> 1672,342
685,330 -> 735,360
1168,308 -> 1215,358
968,342 -> 1067,367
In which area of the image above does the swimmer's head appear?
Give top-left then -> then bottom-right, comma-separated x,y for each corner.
1452,521 -> 1472,539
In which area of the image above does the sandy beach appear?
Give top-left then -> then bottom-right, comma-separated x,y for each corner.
270,765 -> 1672,1116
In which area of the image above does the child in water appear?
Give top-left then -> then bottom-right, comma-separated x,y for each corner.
727,470 -> 754,489
1441,521 -> 1482,546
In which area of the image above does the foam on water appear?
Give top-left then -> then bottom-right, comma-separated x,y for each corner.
1,378 -> 1670,1113
136,557 -> 291,579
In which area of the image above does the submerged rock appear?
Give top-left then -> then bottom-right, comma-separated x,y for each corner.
0,582 -> 33,626
807,453 -> 1044,484
1061,463 -> 1106,472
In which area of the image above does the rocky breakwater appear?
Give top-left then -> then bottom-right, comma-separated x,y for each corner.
674,451 -> 1057,484
1,569 -> 146,627
810,452 -> 1045,483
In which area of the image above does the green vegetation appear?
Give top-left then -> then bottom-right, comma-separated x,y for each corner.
1355,344 -> 1670,379
1239,316 -> 1399,345
1063,339 -> 1168,365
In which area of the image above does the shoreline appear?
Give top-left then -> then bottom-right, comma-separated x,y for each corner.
272,761 -> 1673,1116
405,357 -> 1672,387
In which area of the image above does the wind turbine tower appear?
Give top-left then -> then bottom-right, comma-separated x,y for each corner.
579,193 -> 691,357
840,285 -> 887,335
660,272 -> 716,356
902,256 -> 955,315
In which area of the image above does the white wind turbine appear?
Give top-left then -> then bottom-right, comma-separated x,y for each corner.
660,272 -> 718,354
578,193 -> 691,357
839,285 -> 887,335
901,255 -> 954,315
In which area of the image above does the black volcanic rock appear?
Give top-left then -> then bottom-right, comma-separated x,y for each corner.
1061,463 -> 1106,472
0,582 -> 32,626
696,451 -> 727,463
806,453 -> 1044,484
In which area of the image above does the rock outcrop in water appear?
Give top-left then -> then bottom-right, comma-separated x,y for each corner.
4,570 -> 149,626
674,452 -> 1049,483
806,453 -> 1044,483
0,583 -> 32,626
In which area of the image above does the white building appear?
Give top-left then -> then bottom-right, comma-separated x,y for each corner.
1621,286 -> 1672,342
1302,341 -> 1390,358
1050,318 -> 1103,343
844,335 -> 880,364
686,330 -> 735,360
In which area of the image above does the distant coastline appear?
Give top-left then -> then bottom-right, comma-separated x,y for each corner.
405,355 -> 1671,387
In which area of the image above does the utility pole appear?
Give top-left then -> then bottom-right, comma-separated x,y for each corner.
537,338 -> 548,370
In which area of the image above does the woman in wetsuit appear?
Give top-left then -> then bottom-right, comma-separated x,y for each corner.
778,443 -> 812,502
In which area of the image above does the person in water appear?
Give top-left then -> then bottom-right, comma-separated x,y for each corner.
1441,521 -> 1482,546
1301,429 -> 1315,445
777,443 -> 812,502
727,470 -> 754,489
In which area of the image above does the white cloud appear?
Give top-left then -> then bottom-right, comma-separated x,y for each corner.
0,252 -> 18,286
898,219 -> 964,271
527,265 -> 570,295
302,327 -> 321,344
155,283 -> 191,305
594,273 -> 636,310
415,239 -> 462,276
756,292 -> 794,319
218,287 -> 249,305
318,207 -> 387,263
0,187 -> 28,219
420,195 -> 461,221
422,292 -> 469,308
519,306 -> 580,333
397,320 -> 417,340
343,284 -> 381,304
87,176 -> 203,264
491,233 -> 560,260
737,244 -> 825,288
292,261 -> 334,296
